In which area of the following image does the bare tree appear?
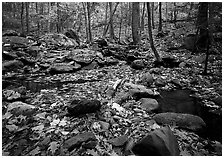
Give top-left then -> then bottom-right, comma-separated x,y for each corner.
147,2 -> 161,61
21,2 -> 24,35
158,2 -> 163,32
132,2 -> 140,44
87,2 -> 92,43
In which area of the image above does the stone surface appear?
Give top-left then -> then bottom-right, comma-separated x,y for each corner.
153,112 -> 206,133
109,135 -> 129,147
130,59 -> 145,70
141,73 -> 154,87
64,132 -> 97,151
67,99 -> 101,117
139,98 -> 159,113
7,101 -> 36,116
3,60 -> 24,72
132,127 -> 180,156
48,62 -> 81,74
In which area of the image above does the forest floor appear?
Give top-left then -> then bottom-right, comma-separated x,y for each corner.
2,22 -> 222,156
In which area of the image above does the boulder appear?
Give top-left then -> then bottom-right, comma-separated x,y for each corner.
48,62 -> 81,74
2,60 -> 24,72
2,36 -> 30,49
109,135 -> 129,147
67,99 -> 101,117
130,59 -> 145,70
7,101 -> 36,116
141,73 -> 154,87
64,132 -> 97,151
3,51 -> 18,60
3,30 -> 19,36
132,127 -> 180,156
139,98 -> 159,113
64,29 -> 80,44
153,112 -> 206,133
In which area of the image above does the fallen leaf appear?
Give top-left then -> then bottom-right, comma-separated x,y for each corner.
48,141 -> 59,154
6,124 -> 18,132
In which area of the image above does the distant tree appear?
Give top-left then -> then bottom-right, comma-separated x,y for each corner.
158,2 -> 163,32
109,2 -> 116,39
147,2 -> 161,62
57,2 -> 61,33
21,2 -> 24,35
151,2 -> 155,29
25,2 -> 29,34
35,3 -> 40,36
132,2 -> 140,44
86,2 -> 92,43
140,2 -> 146,32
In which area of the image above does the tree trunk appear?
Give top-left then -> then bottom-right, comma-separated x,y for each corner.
35,3 -> 40,36
57,2 -> 61,33
147,2 -> 161,62
109,2 -> 115,39
118,3 -> 123,42
158,2 -> 162,32
103,2 -> 119,38
47,2 -> 51,33
25,2 -> 29,34
21,2 -> 24,35
140,2 -> 146,32
102,2 -> 108,36
173,2 -> 177,26
86,2 -> 92,43
82,3 -> 89,43
132,2 -> 140,44
151,2 -> 155,29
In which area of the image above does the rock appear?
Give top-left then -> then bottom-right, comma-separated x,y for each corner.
64,28 -> 80,44
148,67 -> 161,74
7,101 -> 36,116
64,132 -> 97,151
82,61 -> 99,70
154,78 -> 166,87
2,36 -> 30,49
139,98 -> 159,113
48,62 -> 81,74
94,38 -> 108,48
141,73 -> 154,87
2,60 -> 24,72
67,99 -> 101,117
3,51 -> 18,60
131,59 -> 145,70
39,33 -> 78,49
3,89 -> 21,101
132,127 -> 180,156
114,92 -> 130,105
171,79 -> 182,87
184,34 -> 196,51
99,121 -> 110,130
153,112 -> 206,133
108,135 -> 129,147
212,96 -> 222,107
179,62 -> 186,67
3,30 -> 19,36
25,46 -> 41,57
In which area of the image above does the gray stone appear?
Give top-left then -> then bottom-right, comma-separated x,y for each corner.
153,112 -> 206,133
64,132 -> 97,151
109,135 -> 129,147
132,127 -> 180,156
139,98 -> 159,112
67,99 -> 101,117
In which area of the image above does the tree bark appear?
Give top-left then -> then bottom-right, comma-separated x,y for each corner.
147,2 -> 161,61
158,2 -> 162,32
132,2 -> 140,44
86,2 -> 92,43
82,3 -> 89,42
151,2 -> 155,29
57,2 -> 61,33
140,2 -> 146,32
25,2 -> 29,34
35,3 -> 40,36
21,2 -> 24,35
102,2 -> 108,36
109,2 -> 115,39
118,3 -> 123,42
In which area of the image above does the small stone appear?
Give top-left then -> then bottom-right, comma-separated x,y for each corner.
99,121 -> 110,130
179,62 -> 186,67
139,98 -> 159,113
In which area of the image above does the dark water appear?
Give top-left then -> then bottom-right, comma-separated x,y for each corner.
156,89 -> 222,142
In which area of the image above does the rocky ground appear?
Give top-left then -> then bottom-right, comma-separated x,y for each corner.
2,26 -> 222,156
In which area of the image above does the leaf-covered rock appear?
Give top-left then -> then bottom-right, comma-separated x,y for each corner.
153,112 -> 206,133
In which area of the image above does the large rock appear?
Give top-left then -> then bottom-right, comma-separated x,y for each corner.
7,101 -> 36,116
67,99 -> 101,117
39,33 -> 78,49
130,59 -> 145,70
64,132 -> 97,151
2,60 -> 24,72
153,112 -> 206,133
141,73 -> 154,87
48,62 -> 81,74
3,30 -> 19,36
132,127 -> 180,156
108,135 -> 129,147
2,51 -> 18,60
2,36 -> 30,49
64,28 -> 80,44
139,98 -> 159,113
